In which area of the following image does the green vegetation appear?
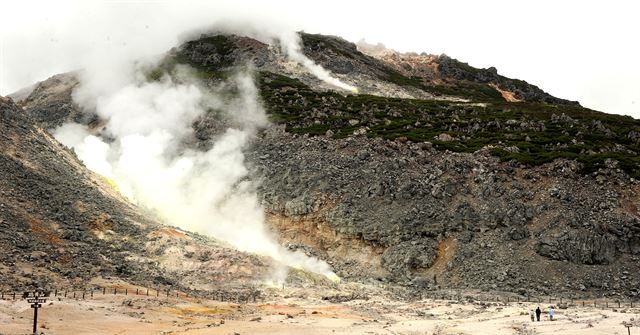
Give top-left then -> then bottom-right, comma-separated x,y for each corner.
258,71 -> 640,177
384,68 -> 505,102
148,32 -> 640,178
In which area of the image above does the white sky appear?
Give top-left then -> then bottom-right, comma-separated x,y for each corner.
1,0 -> 639,117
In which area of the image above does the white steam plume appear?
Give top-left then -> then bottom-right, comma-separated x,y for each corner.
54,64 -> 338,282
279,31 -> 358,93
180,22 -> 358,93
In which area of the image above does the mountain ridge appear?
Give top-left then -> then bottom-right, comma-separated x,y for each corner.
5,31 -> 640,299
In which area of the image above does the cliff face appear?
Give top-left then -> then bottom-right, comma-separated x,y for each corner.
10,32 -> 640,298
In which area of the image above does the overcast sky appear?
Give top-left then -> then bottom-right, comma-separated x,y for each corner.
1,0 -> 639,117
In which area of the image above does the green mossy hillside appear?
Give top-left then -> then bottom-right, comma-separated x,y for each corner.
258,71 -> 640,177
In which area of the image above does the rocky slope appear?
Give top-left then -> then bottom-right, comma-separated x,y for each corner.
9,31 -> 640,299
249,128 -> 640,298
356,39 -> 574,105
0,97 -> 270,294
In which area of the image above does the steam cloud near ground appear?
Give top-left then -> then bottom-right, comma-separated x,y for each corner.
52,25 -> 352,282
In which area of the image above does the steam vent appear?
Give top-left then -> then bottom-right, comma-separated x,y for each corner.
2,4 -> 640,333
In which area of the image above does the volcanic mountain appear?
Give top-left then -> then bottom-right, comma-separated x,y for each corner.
4,31 -> 640,300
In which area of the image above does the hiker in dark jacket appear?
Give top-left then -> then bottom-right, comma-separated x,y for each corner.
535,306 -> 542,321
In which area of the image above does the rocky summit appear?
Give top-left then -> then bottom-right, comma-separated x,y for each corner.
4,31 -> 640,300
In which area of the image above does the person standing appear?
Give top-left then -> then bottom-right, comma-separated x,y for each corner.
529,309 -> 535,322
549,306 -> 555,321
535,306 -> 542,321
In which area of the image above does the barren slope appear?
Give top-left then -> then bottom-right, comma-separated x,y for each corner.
0,97 -> 270,294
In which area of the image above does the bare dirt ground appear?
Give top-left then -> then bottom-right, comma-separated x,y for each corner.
2,286 -> 639,335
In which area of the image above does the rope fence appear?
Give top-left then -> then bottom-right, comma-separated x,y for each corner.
1,287 -> 638,310
0,285 -> 263,304
418,291 -> 640,309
